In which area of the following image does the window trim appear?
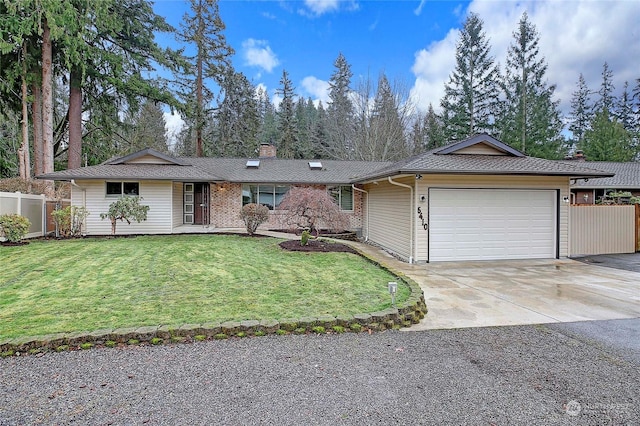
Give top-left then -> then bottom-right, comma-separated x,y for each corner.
105,181 -> 140,197
329,185 -> 354,211
242,184 -> 290,210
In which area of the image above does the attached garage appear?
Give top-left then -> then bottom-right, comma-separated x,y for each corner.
428,188 -> 557,261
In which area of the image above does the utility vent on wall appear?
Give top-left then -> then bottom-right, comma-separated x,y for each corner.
246,160 -> 260,168
308,161 -> 323,170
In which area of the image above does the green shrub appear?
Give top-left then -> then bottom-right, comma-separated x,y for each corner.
1,350 -> 15,358
311,326 -> 325,334
127,339 -> 140,345
170,336 -> 185,343
56,345 -> 70,352
294,327 -> 306,335
214,333 -> 228,340
194,334 -> 207,341
100,196 -> 150,235
150,337 -> 163,345
0,214 -> 31,243
349,323 -> 362,332
254,330 -> 266,337
275,329 -> 288,335
331,325 -> 345,334
105,340 -> 117,348
236,331 -> 247,338
301,230 -> 310,246
80,342 -> 93,350
51,206 -> 89,237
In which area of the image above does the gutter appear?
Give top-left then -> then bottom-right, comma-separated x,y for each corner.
351,185 -> 368,241
387,177 -> 415,264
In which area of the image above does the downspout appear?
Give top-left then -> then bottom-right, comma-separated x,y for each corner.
351,185 -> 369,241
387,177 -> 415,264
70,179 -> 87,236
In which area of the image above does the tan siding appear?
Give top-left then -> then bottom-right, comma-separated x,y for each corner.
365,179 -> 413,260
73,180 -> 173,235
569,205 -> 636,256
455,144 -> 508,155
415,175 -> 570,262
172,182 -> 183,228
126,154 -> 174,164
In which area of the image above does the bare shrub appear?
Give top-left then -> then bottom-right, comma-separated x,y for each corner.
240,203 -> 269,235
277,186 -> 349,235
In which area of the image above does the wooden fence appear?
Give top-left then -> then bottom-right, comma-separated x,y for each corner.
569,205 -> 638,256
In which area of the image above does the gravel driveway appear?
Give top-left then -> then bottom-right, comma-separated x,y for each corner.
1,320 -> 638,425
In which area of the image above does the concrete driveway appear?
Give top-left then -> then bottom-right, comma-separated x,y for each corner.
404,258 -> 640,330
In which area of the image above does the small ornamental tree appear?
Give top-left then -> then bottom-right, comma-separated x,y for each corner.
100,197 -> 150,235
0,214 -> 31,243
277,186 -> 349,236
51,206 -> 90,237
240,203 -> 269,235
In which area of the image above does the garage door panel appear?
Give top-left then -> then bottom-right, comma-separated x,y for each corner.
429,189 -> 556,261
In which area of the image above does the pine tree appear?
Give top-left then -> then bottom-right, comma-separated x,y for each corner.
440,12 -> 500,142
125,101 -> 169,153
326,52 -> 355,159
569,73 -> 593,147
366,74 -> 409,161
276,70 -> 298,159
594,62 -> 615,113
496,12 -> 563,158
178,0 -> 234,157
580,109 -> 635,161
256,87 -> 278,149
615,82 -> 634,132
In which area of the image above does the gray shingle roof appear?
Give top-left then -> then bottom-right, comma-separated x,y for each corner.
356,150 -> 614,182
561,161 -> 640,188
39,157 -> 393,184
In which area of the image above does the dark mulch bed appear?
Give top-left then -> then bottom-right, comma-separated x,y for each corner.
279,239 -> 358,254
0,241 -> 29,246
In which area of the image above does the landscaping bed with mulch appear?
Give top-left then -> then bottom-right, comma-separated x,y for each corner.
279,239 -> 358,254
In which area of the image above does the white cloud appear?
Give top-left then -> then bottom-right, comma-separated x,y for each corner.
410,0 -> 640,117
242,39 -> 280,73
163,111 -> 184,150
301,76 -> 331,104
414,0 -> 427,16
301,0 -> 359,17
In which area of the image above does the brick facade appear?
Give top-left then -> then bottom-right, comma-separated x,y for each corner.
209,182 -> 365,233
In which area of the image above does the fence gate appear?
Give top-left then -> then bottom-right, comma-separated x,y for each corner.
569,205 -> 637,256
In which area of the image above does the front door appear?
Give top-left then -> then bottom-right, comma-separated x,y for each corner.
194,183 -> 209,225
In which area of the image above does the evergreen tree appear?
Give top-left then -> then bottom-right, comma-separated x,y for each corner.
211,70 -> 259,157
580,108 -> 635,161
615,82 -> 634,131
440,12 -> 500,141
310,101 -> 329,158
594,62 -> 615,113
256,87 -> 278,149
496,12 -> 563,158
569,73 -> 593,147
276,70 -> 299,159
411,103 -> 446,154
326,52 -> 355,159
366,74 -> 409,161
124,101 -> 169,153
178,0 -> 234,157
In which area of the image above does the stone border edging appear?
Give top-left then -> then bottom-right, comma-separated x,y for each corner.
0,244 -> 427,357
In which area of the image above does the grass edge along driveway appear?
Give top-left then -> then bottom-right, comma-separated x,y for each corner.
0,235 -> 409,340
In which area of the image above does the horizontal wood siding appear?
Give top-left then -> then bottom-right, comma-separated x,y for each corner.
72,180 -> 173,235
365,179 -> 412,260
569,205 -> 636,256
416,175 -> 570,262
172,182 -> 183,228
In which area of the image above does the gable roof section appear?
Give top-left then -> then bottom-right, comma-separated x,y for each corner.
434,134 -> 524,157
356,135 -> 614,182
562,161 -> 640,188
105,148 -> 189,166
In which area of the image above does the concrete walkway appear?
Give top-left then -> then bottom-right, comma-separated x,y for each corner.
231,230 -> 640,331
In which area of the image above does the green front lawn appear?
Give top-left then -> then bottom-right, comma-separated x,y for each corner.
0,235 -> 409,339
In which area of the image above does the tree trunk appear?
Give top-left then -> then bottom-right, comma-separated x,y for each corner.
19,44 -> 31,182
41,18 -> 55,196
68,67 -> 83,169
32,83 -> 43,177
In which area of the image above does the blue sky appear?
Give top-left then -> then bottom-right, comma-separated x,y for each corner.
153,0 -> 640,136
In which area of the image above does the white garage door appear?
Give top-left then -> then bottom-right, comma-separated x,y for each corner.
429,189 -> 557,261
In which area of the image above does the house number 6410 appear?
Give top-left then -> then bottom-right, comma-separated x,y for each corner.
417,207 -> 428,231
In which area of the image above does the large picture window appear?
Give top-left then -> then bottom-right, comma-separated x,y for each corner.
242,184 -> 289,210
106,182 -> 139,197
329,185 -> 354,211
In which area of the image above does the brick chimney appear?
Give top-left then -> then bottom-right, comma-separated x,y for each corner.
259,143 -> 276,158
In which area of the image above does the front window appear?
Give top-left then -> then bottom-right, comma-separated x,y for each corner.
329,185 -> 354,211
106,181 -> 139,197
242,184 -> 289,210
